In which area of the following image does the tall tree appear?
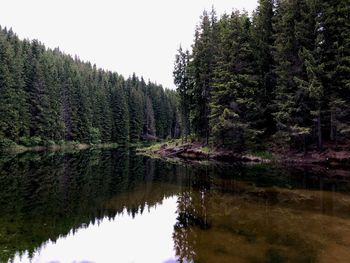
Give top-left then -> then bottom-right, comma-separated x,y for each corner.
173,46 -> 190,141
272,0 -> 317,150
321,0 -> 350,144
210,11 -> 262,151
189,9 -> 218,143
251,0 -> 275,135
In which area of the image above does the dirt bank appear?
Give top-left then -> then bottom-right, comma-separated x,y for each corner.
138,141 -> 350,167
138,142 -> 271,164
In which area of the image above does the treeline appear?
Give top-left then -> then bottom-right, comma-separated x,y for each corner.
174,0 -> 350,152
0,26 -> 179,147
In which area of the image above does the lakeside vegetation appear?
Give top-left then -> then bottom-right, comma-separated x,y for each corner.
174,0 -> 349,154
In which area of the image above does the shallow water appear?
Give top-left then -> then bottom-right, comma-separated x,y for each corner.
1,149 -> 350,263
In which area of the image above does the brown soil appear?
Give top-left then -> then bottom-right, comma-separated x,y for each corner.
146,142 -> 271,164
142,142 -> 350,167
277,146 -> 350,167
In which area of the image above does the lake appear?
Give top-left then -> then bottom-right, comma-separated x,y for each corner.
1,149 -> 350,263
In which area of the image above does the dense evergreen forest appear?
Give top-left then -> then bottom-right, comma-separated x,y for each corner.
0,26 -> 179,147
0,0 -> 348,153
174,0 -> 350,153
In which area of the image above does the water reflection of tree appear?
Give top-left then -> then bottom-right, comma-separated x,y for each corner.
173,165 -> 212,263
0,150 -> 182,262
1,150 -> 350,262
171,163 -> 350,263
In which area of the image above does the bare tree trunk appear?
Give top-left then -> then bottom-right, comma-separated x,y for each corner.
331,110 -> 338,148
317,110 -> 322,150
62,85 -> 72,141
335,128 -> 338,148
206,130 -> 209,145
330,110 -> 334,141
303,134 -> 307,156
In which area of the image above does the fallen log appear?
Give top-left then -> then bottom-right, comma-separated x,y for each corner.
165,148 -> 187,157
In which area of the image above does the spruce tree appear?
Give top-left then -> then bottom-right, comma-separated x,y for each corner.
210,11 -> 262,151
189,10 -> 218,143
173,46 -> 190,141
321,0 -> 350,144
272,0 -> 317,150
251,0 -> 275,135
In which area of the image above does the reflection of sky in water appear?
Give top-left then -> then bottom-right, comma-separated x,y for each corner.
13,197 -> 179,263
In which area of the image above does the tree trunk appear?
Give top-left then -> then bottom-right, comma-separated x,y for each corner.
317,111 -> 322,150
303,134 -> 307,156
330,110 -> 334,141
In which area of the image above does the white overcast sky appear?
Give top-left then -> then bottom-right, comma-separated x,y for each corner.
1,0 -> 258,89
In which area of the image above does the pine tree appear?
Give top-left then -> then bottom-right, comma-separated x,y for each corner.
27,40 -> 51,140
173,46 -> 190,141
320,0 -> 350,144
0,33 -> 17,140
210,11 -> 262,151
128,85 -> 144,143
189,9 -> 218,143
251,0 -> 275,135
0,26 -> 177,146
143,96 -> 156,139
111,75 -> 129,144
272,0 -> 317,150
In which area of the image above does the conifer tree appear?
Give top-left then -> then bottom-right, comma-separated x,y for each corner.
0,27 -> 177,146
173,46 -> 190,141
251,0 -> 275,135
189,10 -> 218,143
0,34 -> 17,140
321,0 -> 350,144
272,0 -> 317,150
111,76 -> 129,144
210,11 -> 262,151
128,86 -> 144,143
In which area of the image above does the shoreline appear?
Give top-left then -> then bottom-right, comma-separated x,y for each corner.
0,143 -> 120,155
137,141 -> 350,168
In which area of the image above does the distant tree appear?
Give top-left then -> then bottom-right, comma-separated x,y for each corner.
0,26 -> 177,145
128,86 -> 144,143
143,96 -> 156,138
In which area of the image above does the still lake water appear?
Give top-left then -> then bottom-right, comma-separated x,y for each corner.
1,149 -> 350,263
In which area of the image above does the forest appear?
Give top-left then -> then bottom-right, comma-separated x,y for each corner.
174,0 -> 350,153
0,0 -> 349,154
1,1 -> 349,261
0,26 -> 179,148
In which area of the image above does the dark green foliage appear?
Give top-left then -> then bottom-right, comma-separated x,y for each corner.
0,30 -> 24,141
0,26 -> 178,145
320,0 -> 350,144
175,2 -> 350,151
272,0 -> 317,150
189,9 -> 218,143
173,46 -> 191,140
210,12 -> 262,151
111,76 -> 129,144
128,84 -> 144,143
251,0 -> 275,135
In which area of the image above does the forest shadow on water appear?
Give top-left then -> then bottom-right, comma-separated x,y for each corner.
0,149 -> 350,263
